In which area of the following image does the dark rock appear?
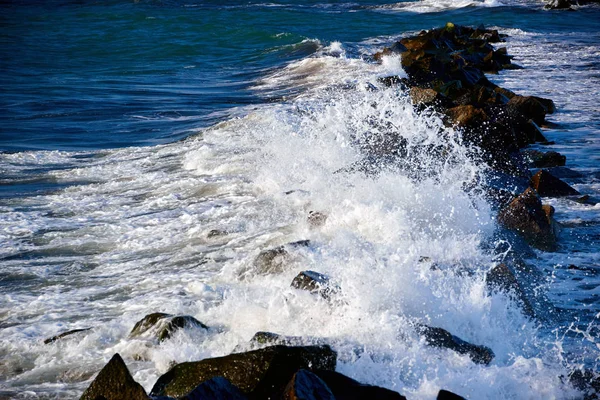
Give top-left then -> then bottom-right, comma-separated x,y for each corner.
438,389 -> 467,400
129,313 -> 208,343
416,324 -> 495,365
409,87 -> 452,109
291,271 -> 341,301
507,96 -> 547,126
544,0 -> 575,9
312,370 -> 407,400
80,353 -> 148,400
283,369 -> 335,400
207,229 -> 228,238
568,369 -> 600,400
497,188 -> 557,251
532,96 -> 556,114
373,42 -> 408,61
181,377 -> 248,400
530,170 -> 580,197
377,75 -> 405,88
150,345 -> 337,399
486,263 -> 534,316
250,241 -> 311,276
248,332 -> 324,348
545,166 -> 584,180
308,211 -> 328,228
44,328 -> 92,345
446,105 -> 488,129
522,149 -> 566,168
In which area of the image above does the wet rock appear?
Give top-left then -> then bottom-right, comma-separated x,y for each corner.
532,96 -> 556,114
80,353 -> 148,400
438,389 -> 466,400
409,87 -> 452,109
251,240 -> 311,276
497,187 -> 557,251
446,105 -> 488,128
248,332 -> 320,348
416,324 -> 495,365
568,369 -> 600,400
181,377 -> 247,400
291,271 -> 341,301
544,0 -> 575,9
207,229 -> 228,238
507,96 -> 547,125
312,370 -> 407,400
530,170 -> 580,197
486,263 -> 534,316
308,211 -> 328,228
545,166 -> 584,180
373,42 -> 408,61
150,345 -> 337,399
283,369 -> 335,400
522,149 -> 566,168
129,313 -> 208,343
44,328 -> 92,344
377,75 -> 405,88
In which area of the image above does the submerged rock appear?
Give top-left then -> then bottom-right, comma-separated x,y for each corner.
308,211 -> 328,228
129,313 -> 208,343
150,345 -> 337,399
44,328 -> 92,344
486,263 -> 534,317
530,170 -> 580,197
80,353 -> 148,400
181,377 -> 247,400
544,0 -> 575,9
249,240 -> 311,276
283,369 -> 335,400
291,271 -> 341,302
497,188 -> 557,251
416,324 -> 494,365
312,370 -> 407,400
522,149 -> 566,168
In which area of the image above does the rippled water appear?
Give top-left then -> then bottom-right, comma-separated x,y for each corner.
1,1 -> 600,399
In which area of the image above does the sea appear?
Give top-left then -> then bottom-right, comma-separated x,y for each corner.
1,1 -> 599,399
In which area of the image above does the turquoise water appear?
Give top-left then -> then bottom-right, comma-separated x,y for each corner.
1,1 -> 600,398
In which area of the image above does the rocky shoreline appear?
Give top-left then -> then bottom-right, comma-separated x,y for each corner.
46,24 -> 597,399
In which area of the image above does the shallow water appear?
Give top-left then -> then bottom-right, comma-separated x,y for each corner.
1,0 -> 600,399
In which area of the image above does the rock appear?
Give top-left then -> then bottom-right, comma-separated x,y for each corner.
283,369 -> 335,400
150,345 -> 337,399
80,353 -> 148,400
181,377 -> 248,400
545,166 -> 584,180
522,149 -> 566,168
308,211 -> 328,228
544,0 -> 575,9
532,96 -> 556,114
530,170 -> 580,197
486,263 -> 534,316
44,328 -> 92,344
129,313 -> 208,343
446,105 -> 488,129
291,271 -> 341,301
497,187 -> 557,251
507,96 -> 548,126
207,229 -> 228,238
250,240 -> 311,276
416,324 -> 495,365
373,42 -> 408,61
409,87 -> 452,109
249,332 -> 320,348
312,370 -> 407,400
568,369 -> 600,400
438,389 -> 467,400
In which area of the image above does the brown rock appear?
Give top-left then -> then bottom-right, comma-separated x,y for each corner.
530,170 -> 580,197
283,369 -> 335,400
507,96 -> 547,125
80,353 -> 148,400
497,188 -> 557,250
446,105 -> 488,128
150,345 -> 337,399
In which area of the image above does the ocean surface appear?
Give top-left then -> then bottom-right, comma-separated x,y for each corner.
1,0 -> 600,398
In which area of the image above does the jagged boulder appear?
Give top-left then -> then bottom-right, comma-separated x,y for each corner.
507,96 -> 547,126
312,370 -> 407,400
181,377 -> 247,400
80,353 -> 148,400
530,170 -> 580,197
129,313 -> 208,343
150,345 -> 337,399
416,324 -> 494,365
291,271 -> 341,302
497,188 -> 557,250
486,263 -> 534,316
283,369 -> 335,400
44,328 -> 92,344
446,105 -> 488,129
522,149 -> 566,168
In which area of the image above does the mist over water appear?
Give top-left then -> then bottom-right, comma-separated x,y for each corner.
1,0 -> 600,399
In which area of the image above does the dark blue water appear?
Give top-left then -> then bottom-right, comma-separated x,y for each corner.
2,1 -> 598,151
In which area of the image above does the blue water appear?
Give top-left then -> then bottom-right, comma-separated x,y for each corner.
1,1 -> 600,399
